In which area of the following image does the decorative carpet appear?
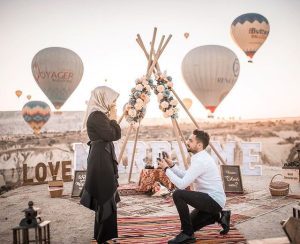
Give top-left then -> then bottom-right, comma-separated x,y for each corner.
111,215 -> 247,243
118,183 -> 144,196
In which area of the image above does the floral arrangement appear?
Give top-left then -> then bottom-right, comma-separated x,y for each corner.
124,76 -> 154,124
154,73 -> 179,119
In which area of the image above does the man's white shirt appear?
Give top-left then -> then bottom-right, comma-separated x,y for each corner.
165,150 -> 226,208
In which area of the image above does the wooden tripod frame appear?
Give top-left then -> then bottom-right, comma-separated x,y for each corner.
118,28 -> 227,183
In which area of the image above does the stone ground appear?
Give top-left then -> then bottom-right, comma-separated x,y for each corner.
0,165 -> 299,243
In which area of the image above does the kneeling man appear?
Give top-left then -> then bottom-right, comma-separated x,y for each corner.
158,130 -> 230,244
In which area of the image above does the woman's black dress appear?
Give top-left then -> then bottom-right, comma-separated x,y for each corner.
80,111 -> 121,243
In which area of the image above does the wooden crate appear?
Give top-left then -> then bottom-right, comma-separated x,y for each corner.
48,180 -> 63,198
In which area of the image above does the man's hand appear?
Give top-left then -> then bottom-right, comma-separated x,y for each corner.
109,105 -> 117,120
158,159 -> 169,171
162,151 -> 174,167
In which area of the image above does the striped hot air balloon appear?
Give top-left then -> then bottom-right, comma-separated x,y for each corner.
231,13 -> 270,62
22,101 -> 51,134
182,45 -> 240,114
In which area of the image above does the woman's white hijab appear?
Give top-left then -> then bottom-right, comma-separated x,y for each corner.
82,86 -> 119,131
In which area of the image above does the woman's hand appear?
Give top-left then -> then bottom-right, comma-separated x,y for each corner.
109,105 -> 117,120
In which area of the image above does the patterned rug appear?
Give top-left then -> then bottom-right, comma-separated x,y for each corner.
111,215 -> 247,243
118,183 -> 143,196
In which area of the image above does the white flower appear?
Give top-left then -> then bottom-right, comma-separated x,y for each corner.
167,81 -> 173,88
136,98 -> 143,104
143,95 -> 150,103
170,99 -> 178,106
145,85 -> 151,92
142,79 -> 148,86
157,93 -> 164,101
135,84 -> 144,91
134,103 -> 143,110
166,109 -> 174,116
161,101 -> 169,109
128,109 -> 137,117
124,104 -> 132,112
156,85 -> 165,93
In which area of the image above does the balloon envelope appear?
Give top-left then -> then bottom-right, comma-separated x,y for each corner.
231,13 -> 270,61
26,95 -> 32,100
31,47 -> 84,110
181,45 -> 240,113
184,32 -> 189,39
22,101 -> 51,134
182,98 -> 193,110
15,90 -> 22,98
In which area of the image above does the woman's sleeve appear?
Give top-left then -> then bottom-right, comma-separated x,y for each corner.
89,112 -> 121,141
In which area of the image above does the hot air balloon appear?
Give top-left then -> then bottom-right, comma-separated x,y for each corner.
182,98 -> 193,110
184,32 -> 189,39
231,13 -> 270,62
15,90 -> 22,98
31,47 -> 84,110
22,101 -> 51,134
181,45 -> 240,114
26,95 -> 32,100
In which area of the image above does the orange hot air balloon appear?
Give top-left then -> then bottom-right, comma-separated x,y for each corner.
22,101 -> 51,134
182,98 -> 193,110
15,90 -> 22,98
26,95 -> 32,100
231,13 -> 270,62
32,47 -> 84,110
184,32 -> 189,39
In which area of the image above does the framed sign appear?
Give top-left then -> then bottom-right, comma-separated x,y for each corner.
220,165 -> 244,193
71,170 -> 87,197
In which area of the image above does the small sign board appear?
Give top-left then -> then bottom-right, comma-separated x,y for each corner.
71,170 -> 86,197
282,167 -> 300,183
220,165 -> 244,193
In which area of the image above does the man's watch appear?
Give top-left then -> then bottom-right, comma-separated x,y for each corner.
163,166 -> 169,172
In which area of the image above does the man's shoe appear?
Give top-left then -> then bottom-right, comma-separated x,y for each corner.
168,232 -> 196,244
219,210 -> 231,235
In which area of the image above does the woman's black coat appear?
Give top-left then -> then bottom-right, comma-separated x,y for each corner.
80,111 -> 121,242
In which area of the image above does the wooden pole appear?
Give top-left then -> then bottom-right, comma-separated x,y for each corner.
147,28 -> 157,73
171,88 -> 199,127
117,125 -> 133,163
136,36 -> 161,73
171,119 -> 188,169
157,34 -> 172,60
136,38 -> 227,165
174,118 -> 189,153
128,123 -> 140,183
171,89 -> 226,165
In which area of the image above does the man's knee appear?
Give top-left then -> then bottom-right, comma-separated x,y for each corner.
172,189 -> 185,200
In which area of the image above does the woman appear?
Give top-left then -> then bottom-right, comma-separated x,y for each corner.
80,86 -> 121,243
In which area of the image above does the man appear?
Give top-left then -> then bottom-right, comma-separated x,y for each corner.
158,130 -> 230,244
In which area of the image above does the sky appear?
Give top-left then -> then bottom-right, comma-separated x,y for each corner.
0,0 -> 299,119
